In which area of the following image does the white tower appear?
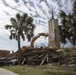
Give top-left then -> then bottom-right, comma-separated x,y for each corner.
48,11 -> 60,48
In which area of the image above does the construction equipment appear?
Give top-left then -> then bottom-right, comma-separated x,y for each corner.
30,33 -> 54,48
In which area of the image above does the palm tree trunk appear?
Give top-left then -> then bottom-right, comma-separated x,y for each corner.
17,35 -> 21,50
17,34 -> 21,64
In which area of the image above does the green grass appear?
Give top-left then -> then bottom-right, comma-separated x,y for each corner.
2,65 -> 76,75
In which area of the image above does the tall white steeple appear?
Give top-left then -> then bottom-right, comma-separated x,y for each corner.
48,11 -> 60,48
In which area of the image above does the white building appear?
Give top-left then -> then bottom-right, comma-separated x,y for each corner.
48,11 -> 60,48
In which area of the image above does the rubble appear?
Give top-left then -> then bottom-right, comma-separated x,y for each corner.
5,46 -> 76,66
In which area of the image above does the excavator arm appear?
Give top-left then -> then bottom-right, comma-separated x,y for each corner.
30,33 -> 49,48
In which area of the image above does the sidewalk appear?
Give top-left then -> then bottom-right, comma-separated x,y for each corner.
0,68 -> 18,75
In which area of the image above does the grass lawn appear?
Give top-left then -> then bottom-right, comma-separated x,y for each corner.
2,65 -> 76,75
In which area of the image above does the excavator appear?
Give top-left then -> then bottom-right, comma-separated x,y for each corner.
30,33 -> 54,48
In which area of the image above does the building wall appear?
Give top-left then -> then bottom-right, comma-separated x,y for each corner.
48,19 -> 60,48
48,19 -> 55,47
0,50 -> 10,58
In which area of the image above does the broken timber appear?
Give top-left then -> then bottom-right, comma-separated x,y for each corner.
7,46 -> 75,66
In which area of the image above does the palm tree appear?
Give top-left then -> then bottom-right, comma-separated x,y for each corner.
5,13 -> 35,50
59,0 -> 76,45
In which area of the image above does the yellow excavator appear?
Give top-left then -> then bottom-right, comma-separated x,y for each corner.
30,33 -> 49,48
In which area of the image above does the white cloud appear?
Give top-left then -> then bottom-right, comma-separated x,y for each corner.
0,0 -> 74,51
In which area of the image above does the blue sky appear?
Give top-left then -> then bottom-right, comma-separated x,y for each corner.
0,0 -> 74,51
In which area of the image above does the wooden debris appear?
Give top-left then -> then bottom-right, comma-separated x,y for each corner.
6,46 -> 76,66
40,54 -> 47,66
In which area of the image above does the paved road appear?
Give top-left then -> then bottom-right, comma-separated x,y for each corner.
0,68 -> 18,75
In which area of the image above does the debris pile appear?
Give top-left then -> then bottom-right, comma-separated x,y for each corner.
6,46 -> 76,66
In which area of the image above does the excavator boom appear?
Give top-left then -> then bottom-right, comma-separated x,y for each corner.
30,33 -> 49,48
